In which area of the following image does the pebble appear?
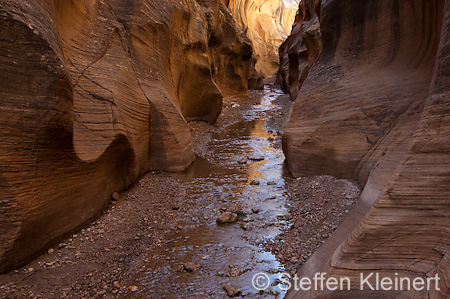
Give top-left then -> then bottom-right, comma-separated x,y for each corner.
111,192 -> 120,201
252,207 -> 260,214
128,285 -> 138,292
216,212 -> 238,224
171,264 -> 184,272
229,269 -> 242,277
113,281 -> 121,289
249,180 -> 260,186
183,262 -> 202,272
237,158 -> 247,164
223,285 -> 241,297
267,180 -> 277,185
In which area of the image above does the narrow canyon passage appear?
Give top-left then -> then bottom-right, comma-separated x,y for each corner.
0,82 -> 359,298
126,84 -> 292,298
2,0 -> 450,298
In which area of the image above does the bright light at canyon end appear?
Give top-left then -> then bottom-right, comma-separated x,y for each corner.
228,0 -> 299,76
283,0 -> 300,10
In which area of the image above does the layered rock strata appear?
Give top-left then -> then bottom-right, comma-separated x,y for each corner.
0,0 -> 254,273
228,0 -> 299,77
277,0 -> 321,100
283,0 -> 450,297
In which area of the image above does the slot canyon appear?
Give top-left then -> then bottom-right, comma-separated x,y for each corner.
1,0 -> 449,298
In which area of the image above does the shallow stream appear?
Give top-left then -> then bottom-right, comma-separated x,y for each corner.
127,85 -> 293,298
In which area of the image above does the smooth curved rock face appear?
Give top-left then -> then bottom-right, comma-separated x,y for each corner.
284,0 -> 444,182
228,0 -> 299,77
0,0 -> 254,273
277,0 -> 321,100
207,3 -> 258,96
283,0 -> 450,298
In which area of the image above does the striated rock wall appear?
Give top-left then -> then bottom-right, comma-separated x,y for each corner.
283,0 -> 450,297
0,0 -> 254,273
206,2 -> 258,96
277,0 -> 321,100
228,0 -> 299,77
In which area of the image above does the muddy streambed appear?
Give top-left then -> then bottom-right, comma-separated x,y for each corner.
125,86 -> 293,298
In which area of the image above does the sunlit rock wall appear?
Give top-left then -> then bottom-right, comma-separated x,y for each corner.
228,0 -> 299,77
283,0 -> 450,297
0,0 -> 255,273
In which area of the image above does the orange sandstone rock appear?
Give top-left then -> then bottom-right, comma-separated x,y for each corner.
283,0 -> 450,298
228,0 -> 298,77
277,0 -> 321,100
0,0 -> 255,273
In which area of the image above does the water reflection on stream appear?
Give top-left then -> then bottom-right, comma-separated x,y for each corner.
128,86 -> 292,298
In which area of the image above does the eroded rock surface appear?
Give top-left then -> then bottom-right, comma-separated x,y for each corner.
0,0 -> 255,273
228,0 -> 299,77
277,0 -> 321,100
283,0 -> 450,297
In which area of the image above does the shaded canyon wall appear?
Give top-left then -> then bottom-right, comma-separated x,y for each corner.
0,0 -> 256,273
277,0 -> 321,100
282,0 -> 450,297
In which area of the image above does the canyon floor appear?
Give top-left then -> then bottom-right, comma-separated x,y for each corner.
0,82 -> 360,299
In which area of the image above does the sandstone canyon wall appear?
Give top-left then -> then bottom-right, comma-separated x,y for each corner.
0,0 -> 255,273
283,0 -> 450,297
277,0 -> 321,100
228,0 -> 299,77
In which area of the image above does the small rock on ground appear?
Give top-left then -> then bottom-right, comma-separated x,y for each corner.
237,158 -> 247,164
183,262 -> 202,272
216,212 -> 238,224
111,192 -> 120,201
223,285 -> 241,297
